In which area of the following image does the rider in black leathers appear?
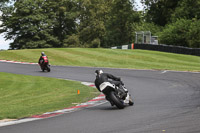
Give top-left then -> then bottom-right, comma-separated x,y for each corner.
95,70 -> 133,106
94,70 -> 126,92
94,70 -> 128,106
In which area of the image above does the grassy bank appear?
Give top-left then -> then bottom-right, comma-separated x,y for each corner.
0,48 -> 199,71
0,72 -> 99,120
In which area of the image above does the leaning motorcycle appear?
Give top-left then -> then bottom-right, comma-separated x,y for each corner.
99,82 -> 134,109
39,61 -> 50,72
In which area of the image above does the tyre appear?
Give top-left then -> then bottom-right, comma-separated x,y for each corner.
109,91 -> 125,109
47,66 -> 50,72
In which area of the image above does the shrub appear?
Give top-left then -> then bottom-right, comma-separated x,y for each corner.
158,19 -> 191,47
63,34 -> 80,47
187,19 -> 200,48
159,19 -> 200,48
90,38 -> 100,48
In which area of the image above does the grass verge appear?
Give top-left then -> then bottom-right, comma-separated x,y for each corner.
0,48 -> 199,72
0,72 -> 99,120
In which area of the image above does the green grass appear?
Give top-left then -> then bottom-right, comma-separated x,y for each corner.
0,48 -> 199,71
0,72 -> 99,120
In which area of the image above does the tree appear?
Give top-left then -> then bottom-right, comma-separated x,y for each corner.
158,19 -> 190,47
0,0 -> 15,43
171,0 -> 200,22
186,19 -> 200,48
140,0 -> 200,48
158,19 -> 200,48
0,0 -> 58,49
63,34 -> 80,47
0,0 -> 78,49
103,0 -> 140,47
45,0 -> 78,47
143,0 -> 179,26
77,0 -> 111,47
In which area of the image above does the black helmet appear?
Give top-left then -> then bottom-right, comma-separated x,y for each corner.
95,70 -> 103,76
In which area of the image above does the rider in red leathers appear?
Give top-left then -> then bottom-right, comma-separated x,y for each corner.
38,52 -> 49,71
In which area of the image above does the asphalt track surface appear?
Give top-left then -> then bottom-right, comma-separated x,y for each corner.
0,62 -> 200,133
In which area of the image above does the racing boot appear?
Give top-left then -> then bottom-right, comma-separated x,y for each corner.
124,93 -> 134,106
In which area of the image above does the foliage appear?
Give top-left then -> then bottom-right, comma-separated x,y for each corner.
63,34 -> 80,48
91,38 -> 100,48
102,0 -> 140,47
44,0 -> 78,47
142,0 -> 179,26
0,0 -> 78,49
158,19 -> 200,48
77,0 -> 108,47
186,19 -> 200,48
141,0 -> 200,48
158,19 -> 190,46
1,0 -> 200,48
171,0 -> 200,22
0,0 -> 140,49
1,0 -> 55,49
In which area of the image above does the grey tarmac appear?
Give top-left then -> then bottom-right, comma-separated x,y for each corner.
0,62 -> 200,133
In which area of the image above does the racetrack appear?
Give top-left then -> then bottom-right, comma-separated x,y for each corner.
0,62 -> 200,133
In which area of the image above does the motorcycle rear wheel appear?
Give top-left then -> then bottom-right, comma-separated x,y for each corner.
47,66 -> 50,72
109,91 -> 125,109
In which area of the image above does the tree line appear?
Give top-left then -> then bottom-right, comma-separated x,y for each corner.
0,0 -> 200,49
140,0 -> 200,48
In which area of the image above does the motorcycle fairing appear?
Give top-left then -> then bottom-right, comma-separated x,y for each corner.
99,82 -> 115,92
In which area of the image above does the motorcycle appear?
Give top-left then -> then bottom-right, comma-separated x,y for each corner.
39,61 -> 50,72
99,82 -> 134,109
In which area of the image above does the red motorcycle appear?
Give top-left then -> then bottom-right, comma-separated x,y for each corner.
39,56 -> 50,72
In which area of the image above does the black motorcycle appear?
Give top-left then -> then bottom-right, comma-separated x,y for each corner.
99,82 -> 134,109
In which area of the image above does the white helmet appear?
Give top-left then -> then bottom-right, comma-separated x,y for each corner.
95,70 -> 103,76
41,52 -> 45,56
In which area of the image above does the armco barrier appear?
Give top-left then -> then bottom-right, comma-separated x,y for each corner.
111,43 -> 200,56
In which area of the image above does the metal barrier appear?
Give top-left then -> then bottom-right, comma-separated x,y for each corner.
111,43 -> 200,56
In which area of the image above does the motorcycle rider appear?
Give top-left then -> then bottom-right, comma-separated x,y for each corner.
38,52 -> 49,68
94,70 -> 130,105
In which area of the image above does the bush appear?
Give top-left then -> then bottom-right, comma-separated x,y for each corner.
90,38 -> 100,48
159,19 -> 200,48
63,34 -> 80,47
158,19 -> 191,47
187,19 -> 200,48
